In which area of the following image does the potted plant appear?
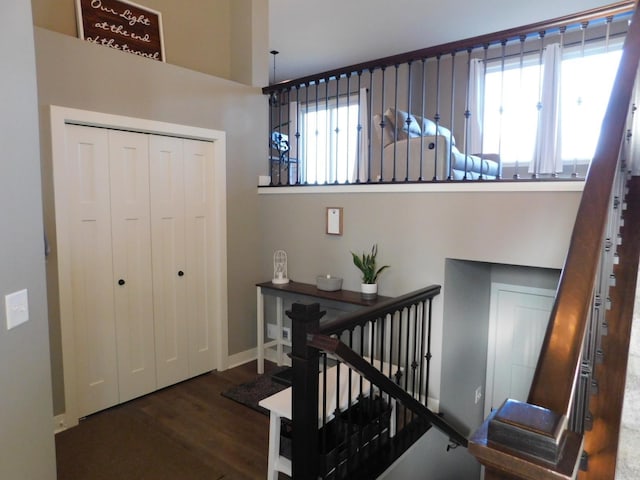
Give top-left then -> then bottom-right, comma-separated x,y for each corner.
351,244 -> 389,299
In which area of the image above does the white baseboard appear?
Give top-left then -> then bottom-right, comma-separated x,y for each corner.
53,414 -> 68,434
225,347 -> 292,371
264,348 -> 291,366
225,348 -> 258,369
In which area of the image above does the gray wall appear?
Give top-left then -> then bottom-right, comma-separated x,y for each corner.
439,260 -> 492,479
257,188 -> 580,405
436,260 -> 561,479
34,27 -> 268,414
0,2 -> 56,478
31,0 -> 268,84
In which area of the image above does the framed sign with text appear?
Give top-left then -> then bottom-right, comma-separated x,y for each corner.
75,0 -> 165,62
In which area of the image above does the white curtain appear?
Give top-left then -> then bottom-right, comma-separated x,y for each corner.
353,87 -> 369,182
468,58 -> 485,154
530,43 -> 563,174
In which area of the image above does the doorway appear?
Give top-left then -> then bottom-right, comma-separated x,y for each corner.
484,283 -> 556,417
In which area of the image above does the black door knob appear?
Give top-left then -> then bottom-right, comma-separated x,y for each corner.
118,279 -> 125,286
178,270 -> 184,277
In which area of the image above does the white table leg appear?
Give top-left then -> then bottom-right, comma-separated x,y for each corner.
257,286 -> 265,374
266,410 -> 281,480
390,398 -> 397,438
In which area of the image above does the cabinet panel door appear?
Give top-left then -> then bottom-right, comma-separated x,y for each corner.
108,130 -> 156,402
65,124 -> 119,416
149,135 -> 189,388
184,139 -> 216,375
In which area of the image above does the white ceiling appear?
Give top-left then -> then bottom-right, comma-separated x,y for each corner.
268,0 -> 619,83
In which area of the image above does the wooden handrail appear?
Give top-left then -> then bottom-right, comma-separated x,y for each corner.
528,0 -> 640,415
317,285 -> 441,336
263,1 -> 634,94
308,333 -> 469,448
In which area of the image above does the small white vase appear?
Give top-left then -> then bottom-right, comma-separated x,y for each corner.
361,283 -> 378,299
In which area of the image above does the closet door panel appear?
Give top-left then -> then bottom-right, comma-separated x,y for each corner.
184,139 -> 216,375
65,124 -> 119,416
149,135 -> 189,388
108,130 -> 156,402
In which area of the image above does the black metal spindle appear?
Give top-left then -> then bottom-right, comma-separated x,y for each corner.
268,92 -> 275,186
480,44 -> 490,178
345,329 -> 354,473
448,52 -> 456,180
293,86 -> 301,185
379,67 -> 386,182
514,35 -> 526,178
552,25 -> 567,179
403,308 -> 412,422
463,48 -> 472,180
325,79 -> 331,184
434,55 -> 442,180
533,30 -> 546,179
367,69 -> 374,183
497,40 -> 507,179
411,305 -> 419,403
573,22 -> 589,178
321,352 -> 328,457
392,64 -> 400,182
405,61 -> 413,182
425,299 -> 433,406
278,90 -> 286,185
380,312 -> 386,376
355,72 -> 363,184
419,58 -> 427,181
417,301 -> 427,405
345,73 -> 351,184
314,82 -> 320,184
334,76 -> 341,184
303,83 -> 310,184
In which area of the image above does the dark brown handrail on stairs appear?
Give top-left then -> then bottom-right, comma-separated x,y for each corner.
307,333 -> 469,448
469,1 -> 640,478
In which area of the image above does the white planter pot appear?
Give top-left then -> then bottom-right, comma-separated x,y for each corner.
361,283 -> 378,299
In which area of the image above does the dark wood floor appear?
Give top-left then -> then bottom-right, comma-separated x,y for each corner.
55,361 -> 281,480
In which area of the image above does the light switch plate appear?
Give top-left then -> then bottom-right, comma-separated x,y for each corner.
5,289 -> 29,330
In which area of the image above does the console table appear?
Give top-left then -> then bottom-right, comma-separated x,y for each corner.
256,280 -> 392,374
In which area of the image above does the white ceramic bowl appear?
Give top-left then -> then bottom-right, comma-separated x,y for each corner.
316,275 -> 343,291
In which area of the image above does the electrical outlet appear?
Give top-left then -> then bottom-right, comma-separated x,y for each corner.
266,323 -> 278,340
282,327 -> 291,341
474,386 -> 483,404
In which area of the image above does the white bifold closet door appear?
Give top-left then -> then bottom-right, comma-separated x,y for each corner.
149,135 -> 216,389
65,125 -> 156,417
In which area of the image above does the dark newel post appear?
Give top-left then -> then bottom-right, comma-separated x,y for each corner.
287,302 -> 325,480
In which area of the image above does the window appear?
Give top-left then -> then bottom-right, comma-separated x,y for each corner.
560,50 -> 622,161
294,90 -> 366,184
482,43 -> 622,166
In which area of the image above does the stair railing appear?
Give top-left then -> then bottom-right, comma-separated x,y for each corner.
263,2 -> 634,186
468,2 -> 640,478
287,285 -> 467,479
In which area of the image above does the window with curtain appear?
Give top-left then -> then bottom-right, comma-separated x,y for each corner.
481,40 -> 623,170
295,89 -> 368,184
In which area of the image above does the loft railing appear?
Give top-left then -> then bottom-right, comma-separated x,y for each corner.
287,286 -> 468,479
469,1 -> 640,478
262,1 -> 634,187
